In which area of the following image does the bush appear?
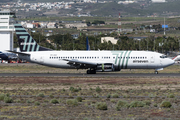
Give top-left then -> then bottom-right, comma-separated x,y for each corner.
110,99 -> 116,103
4,96 -> 13,103
154,103 -> 158,107
76,97 -> 83,102
89,88 -> 93,90
112,93 -> 119,98
0,94 -> 5,101
96,86 -> 102,93
129,101 -> 145,108
66,99 -> 78,106
50,99 -> 59,104
107,94 -> 111,98
34,101 -> 40,106
160,101 -> 172,108
96,102 -> 107,110
116,100 -> 129,111
49,94 -> 54,98
168,94 -> 175,98
144,100 -> 151,106
37,93 -> 45,97
69,87 -> 79,92
78,87 -> 82,91
69,87 -> 74,91
73,88 -> 79,92
26,100 -> 31,103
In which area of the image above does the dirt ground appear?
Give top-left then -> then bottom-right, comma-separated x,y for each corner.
0,76 -> 179,120
0,64 -> 180,119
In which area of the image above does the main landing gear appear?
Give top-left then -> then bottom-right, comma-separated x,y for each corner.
87,69 -> 96,74
154,71 -> 158,74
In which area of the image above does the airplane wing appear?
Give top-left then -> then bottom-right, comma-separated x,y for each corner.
7,51 -> 30,55
63,59 -> 97,69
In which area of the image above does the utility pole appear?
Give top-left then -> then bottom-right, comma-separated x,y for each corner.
147,39 -> 148,51
139,40 -> 140,50
179,39 -> 180,53
73,39 -> 74,50
118,13 -> 121,36
154,38 -> 155,51
164,17 -> 166,35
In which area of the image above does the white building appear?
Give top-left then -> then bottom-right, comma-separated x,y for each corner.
26,23 -> 34,28
101,37 -> 118,44
0,11 -> 15,51
151,0 -> 166,3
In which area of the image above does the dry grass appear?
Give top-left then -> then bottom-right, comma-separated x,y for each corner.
0,63 -> 179,119
0,63 -> 179,73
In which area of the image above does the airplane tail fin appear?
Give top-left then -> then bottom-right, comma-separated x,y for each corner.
172,55 -> 180,61
14,24 -> 52,52
86,37 -> 90,51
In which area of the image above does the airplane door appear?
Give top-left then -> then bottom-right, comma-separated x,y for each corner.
150,54 -> 155,63
40,56 -> 44,63
160,58 -> 163,66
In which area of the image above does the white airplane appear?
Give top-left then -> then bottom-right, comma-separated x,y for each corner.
9,24 -> 175,74
0,51 -> 17,61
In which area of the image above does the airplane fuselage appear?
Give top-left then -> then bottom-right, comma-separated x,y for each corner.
19,50 -> 175,72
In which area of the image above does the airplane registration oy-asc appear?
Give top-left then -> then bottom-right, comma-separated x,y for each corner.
10,24 -> 175,74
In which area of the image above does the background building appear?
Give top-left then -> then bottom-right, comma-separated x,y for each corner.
0,11 -> 15,51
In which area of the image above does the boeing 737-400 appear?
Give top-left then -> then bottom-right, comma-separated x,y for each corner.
9,24 -> 175,74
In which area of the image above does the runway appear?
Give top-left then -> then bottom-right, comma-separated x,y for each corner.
0,73 -> 179,77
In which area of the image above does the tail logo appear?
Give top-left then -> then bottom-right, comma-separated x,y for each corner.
14,24 -> 51,52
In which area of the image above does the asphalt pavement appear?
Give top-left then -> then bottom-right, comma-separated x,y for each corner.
0,73 -> 179,77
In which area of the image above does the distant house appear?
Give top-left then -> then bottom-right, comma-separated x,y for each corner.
32,23 -> 40,28
47,22 -> 57,28
71,33 -> 79,39
101,37 -> 118,44
151,0 -> 166,3
39,22 -> 48,28
26,23 -> 34,28
65,23 -> 87,29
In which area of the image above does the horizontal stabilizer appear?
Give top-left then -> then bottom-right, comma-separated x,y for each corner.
7,50 -> 30,55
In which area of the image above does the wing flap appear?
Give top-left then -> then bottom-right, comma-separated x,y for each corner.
63,59 -> 97,69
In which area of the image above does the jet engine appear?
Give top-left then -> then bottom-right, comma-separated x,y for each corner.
96,63 -> 115,72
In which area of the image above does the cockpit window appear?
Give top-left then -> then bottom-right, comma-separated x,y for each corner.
160,55 -> 167,58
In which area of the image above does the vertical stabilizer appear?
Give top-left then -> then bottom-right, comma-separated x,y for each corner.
86,37 -> 90,51
14,24 -> 52,52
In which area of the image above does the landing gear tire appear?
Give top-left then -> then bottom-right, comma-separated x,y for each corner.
87,70 -> 96,74
155,71 -> 158,74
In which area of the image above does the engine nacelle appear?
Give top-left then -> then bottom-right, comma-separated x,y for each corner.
96,63 -> 115,72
